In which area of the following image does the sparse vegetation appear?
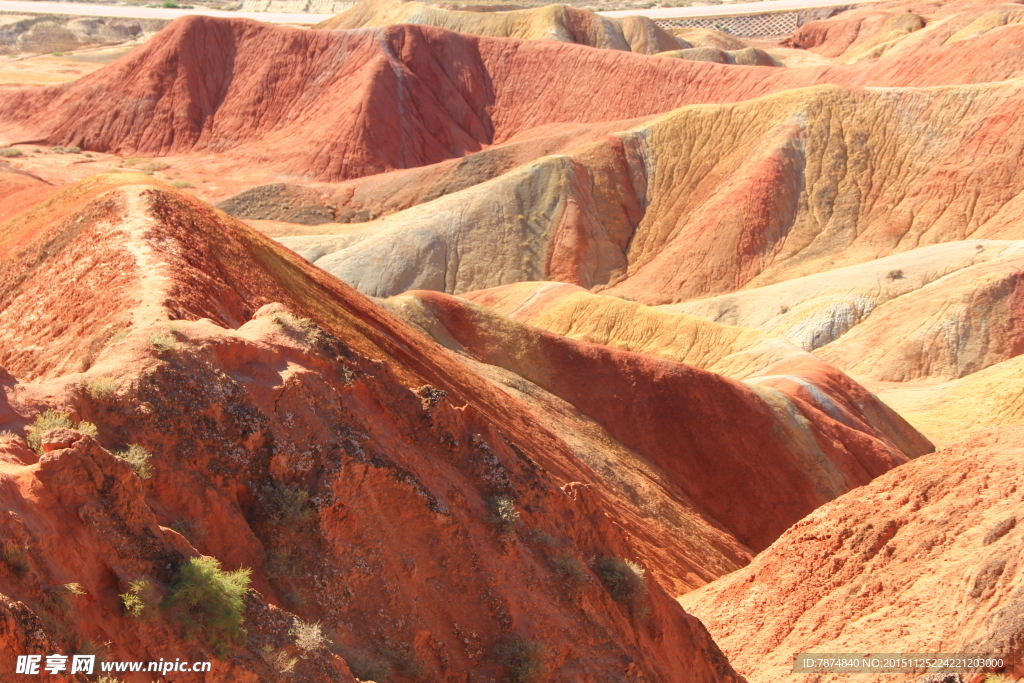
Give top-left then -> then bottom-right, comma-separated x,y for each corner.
594,556 -> 648,617
170,517 -> 206,542
142,161 -> 169,173
378,643 -> 425,678
43,582 -> 85,614
265,546 -> 302,581
1,543 -> 32,577
66,146 -> 82,154
1,148 -> 23,157
264,481 -> 317,531
887,269 -> 904,280
270,311 -> 318,339
86,376 -> 118,400
172,180 -> 195,189
290,618 -> 326,653
551,553 -> 590,592
0,430 -> 22,444
337,647 -> 389,682
122,158 -> 140,167
120,578 -> 158,619
260,645 -> 297,673
149,331 -> 178,353
162,0 -> 180,6
164,557 -> 251,656
494,637 -> 547,682
114,444 -> 153,480
488,494 -> 520,535
26,410 -> 99,453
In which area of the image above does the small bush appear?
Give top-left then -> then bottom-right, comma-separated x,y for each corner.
86,377 -> 118,400
171,180 -> 194,189
264,481 -> 317,530
595,557 -> 647,617
141,161 -> 169,173
260,646 -> 297,673
886,269 -> 904,280
120,578 -> 157,619
551,554 -> 590,592
290,618 -> 326,652
65,146 -> 81,154
1,148 -> 22,157
1,543 -> 31,577
122,158 -> 140,167
114,444 -> 153,480
26,410 -> 72,453
52,145 -> 65,153
149,331 -> 177,353
162,0 -> 180,6
487,495 -> 520,535
494,637 -> 547,682
25,410 -> 96,453
43,582 -> 85,614
52,52 -> 63,57
164,557 -> 251,656
528,529 -> 557,547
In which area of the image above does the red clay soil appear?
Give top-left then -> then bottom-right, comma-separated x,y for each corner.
681,426 -> 1024,683
0,174 -> 746,681
4,9 -> 1024,182
389,290 -> 932,553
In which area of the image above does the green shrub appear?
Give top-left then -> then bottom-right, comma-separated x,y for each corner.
171,180 -> 194,189
86,377 -> 118,400
114,444 -> 153,480
594,557 -> 647,617
487,495 -> 520,535
162,1 -> 180,6
1,148 -> 22,157
66,146 -> 81,154
494,637 -> 547,682
120,578 -> 158,619
26,410 -> 72,453
164,557 -> 251,656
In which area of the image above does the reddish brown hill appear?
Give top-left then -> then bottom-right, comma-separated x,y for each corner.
5,8 -> 1024,184
0,174 -> 747,681
681,426 -> 1024,682
384,289 -> 931,554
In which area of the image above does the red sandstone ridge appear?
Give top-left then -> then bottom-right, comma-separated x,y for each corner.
384,289 -> 931,553
680,427 -> 1024,682
0,174 -> 747,681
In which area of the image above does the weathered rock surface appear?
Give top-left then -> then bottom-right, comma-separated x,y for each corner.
681,426 -> 1024,682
